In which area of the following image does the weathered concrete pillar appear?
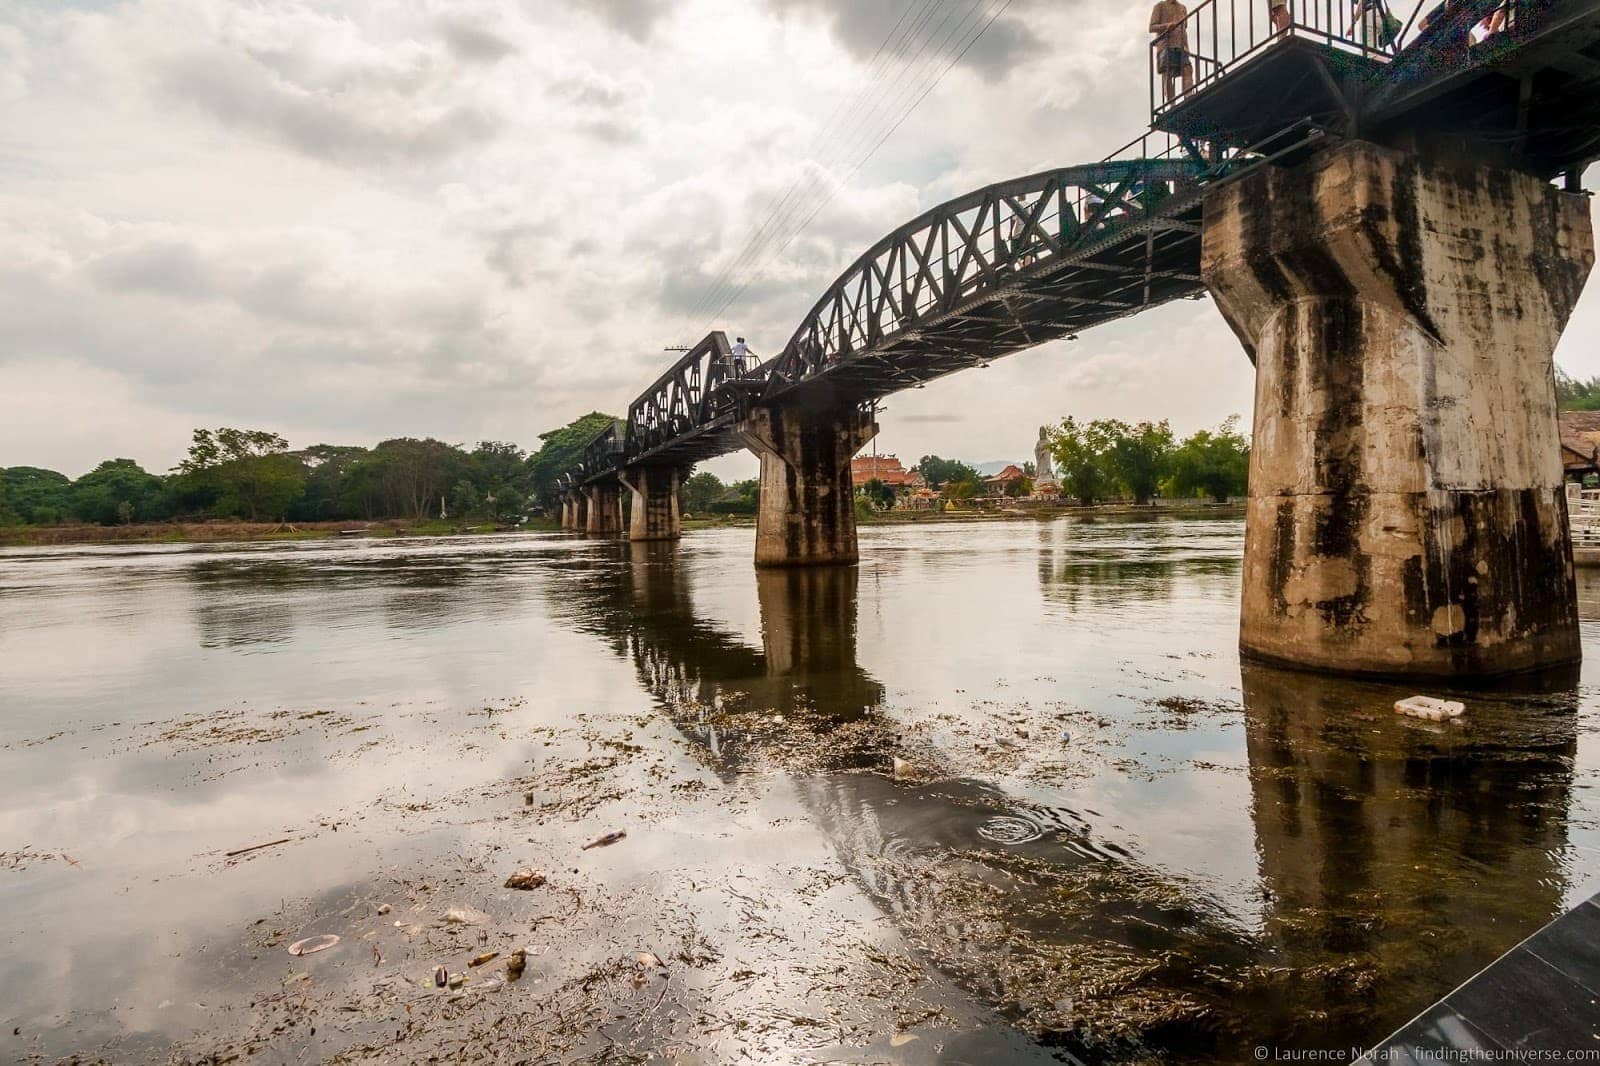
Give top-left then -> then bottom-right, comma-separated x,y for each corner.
737,404 -> 877,567
584,482 -> 623,535
571,491 -> 589,532
620,466 -> 682,542
1203,140 -> 1594,678
559,496 -> 575,530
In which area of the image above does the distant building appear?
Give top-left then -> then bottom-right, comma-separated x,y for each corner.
852,454 -> 924,491
983,464 -> 1028,494
1559,411 -> 1600,480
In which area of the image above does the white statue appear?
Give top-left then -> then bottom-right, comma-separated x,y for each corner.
1034,426 -> 1056,485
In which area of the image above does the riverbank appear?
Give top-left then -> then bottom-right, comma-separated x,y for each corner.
0,518 -> 560,548
1,503 -> 1241,548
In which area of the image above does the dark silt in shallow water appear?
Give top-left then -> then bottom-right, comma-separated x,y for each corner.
3,515 -> 1600,1063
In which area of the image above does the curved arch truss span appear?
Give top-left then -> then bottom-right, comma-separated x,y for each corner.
764,150 -> 1228,404
564,132 -> 1300,483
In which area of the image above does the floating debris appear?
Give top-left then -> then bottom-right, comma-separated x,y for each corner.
505,949 -> 527,982
376,903 -> 391,915
504,869 -> 547,891
469,952 -> 498,968
582,830 -> 627,851
287,934 -> 340,957
226,839 -> 290,859
1395,696 -> 1465,722
433,965 -> 447,988
440,906 -> 489,926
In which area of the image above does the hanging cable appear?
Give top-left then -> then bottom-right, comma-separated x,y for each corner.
704,0 -> 1019,332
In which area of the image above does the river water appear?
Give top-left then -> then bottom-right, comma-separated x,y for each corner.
3,515 -> 1600,1063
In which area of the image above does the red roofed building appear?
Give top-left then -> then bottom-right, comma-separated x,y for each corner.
983,465 -> 1028,494
852,454 -> 923,490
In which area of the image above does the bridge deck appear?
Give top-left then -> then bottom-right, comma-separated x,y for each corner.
1155,36 -> 1386,150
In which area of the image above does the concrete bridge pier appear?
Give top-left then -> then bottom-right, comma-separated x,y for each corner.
561,494 -> 579,530
584,482 -> 624,535
570,491 -> 589,533
620,466 -> 683,542
738,404 -> 877,568
1204,140 -> 1595,679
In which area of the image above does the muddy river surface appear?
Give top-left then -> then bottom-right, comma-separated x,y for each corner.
4,515 -> 1600,1064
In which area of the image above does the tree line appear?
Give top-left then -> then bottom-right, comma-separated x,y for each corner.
2,411 -> 1249,529
0,413 -> 621,528
1046,416 -> 1249,505
879,418 -> 1249,506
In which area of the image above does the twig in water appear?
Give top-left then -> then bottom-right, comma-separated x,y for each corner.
226,838 -> 291,858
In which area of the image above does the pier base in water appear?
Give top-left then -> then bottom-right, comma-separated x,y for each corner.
1204,140 -> 1594,678
584,483 -> 624,535
738,404 -> 877,568
621,466 -> 682,543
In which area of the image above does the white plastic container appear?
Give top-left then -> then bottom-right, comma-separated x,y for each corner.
1394,696 -> 1466,722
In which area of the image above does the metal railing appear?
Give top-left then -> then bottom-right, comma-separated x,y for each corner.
1150,0 -> 1544,117
1568,482 -> 1600,547
1378,0 -> 1551,107
1150,0 -> 1404,116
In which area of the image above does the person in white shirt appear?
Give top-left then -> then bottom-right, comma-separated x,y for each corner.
730,337 -> 750,376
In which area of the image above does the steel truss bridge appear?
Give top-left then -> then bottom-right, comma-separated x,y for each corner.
558,0 -> 1600,493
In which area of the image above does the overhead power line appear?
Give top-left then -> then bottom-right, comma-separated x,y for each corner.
697,0 -> 1019,336
684,0 -> 953,326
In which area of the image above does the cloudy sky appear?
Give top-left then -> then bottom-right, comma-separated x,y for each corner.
2,0 -> 1597,480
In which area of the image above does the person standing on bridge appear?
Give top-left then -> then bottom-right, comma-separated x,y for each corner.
1150,0 -> 1193,103
730,336 -> 750,377
1269,0 -> 1290,35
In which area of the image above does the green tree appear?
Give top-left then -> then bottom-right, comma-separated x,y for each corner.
177,428 -> 306,521
0,467 -> 72,524
527,413 -> 623,501
362,438 -> 465,522
1168,416 -> 1250,502
680,471 -> 725,514
471,441 -> 528,489
945,478 -> 979,503
1557,367 -> 1600,411
1048,417 -> 1117,505
709,479 -> 760,516
486,487 -> 527,522
449,478 -> 482,519
915,455 -> 980,490
290,445 -> 371,522
861,477 -> 896,510
1103,419 -> 1175,505
1003,475 -> 1032,498
70,459 -> 168,525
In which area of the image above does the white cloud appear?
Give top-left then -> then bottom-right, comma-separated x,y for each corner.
0,0 -> 1593,483
0,23 -> 26,102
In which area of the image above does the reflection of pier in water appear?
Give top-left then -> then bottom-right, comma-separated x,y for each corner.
545,543 -> 1580,1061
544,542 -> 886,773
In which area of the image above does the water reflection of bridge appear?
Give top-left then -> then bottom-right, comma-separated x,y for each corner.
542,542 -> 1580,1062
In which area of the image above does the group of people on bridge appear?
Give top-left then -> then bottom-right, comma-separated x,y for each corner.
1148,0 -> 1516,103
